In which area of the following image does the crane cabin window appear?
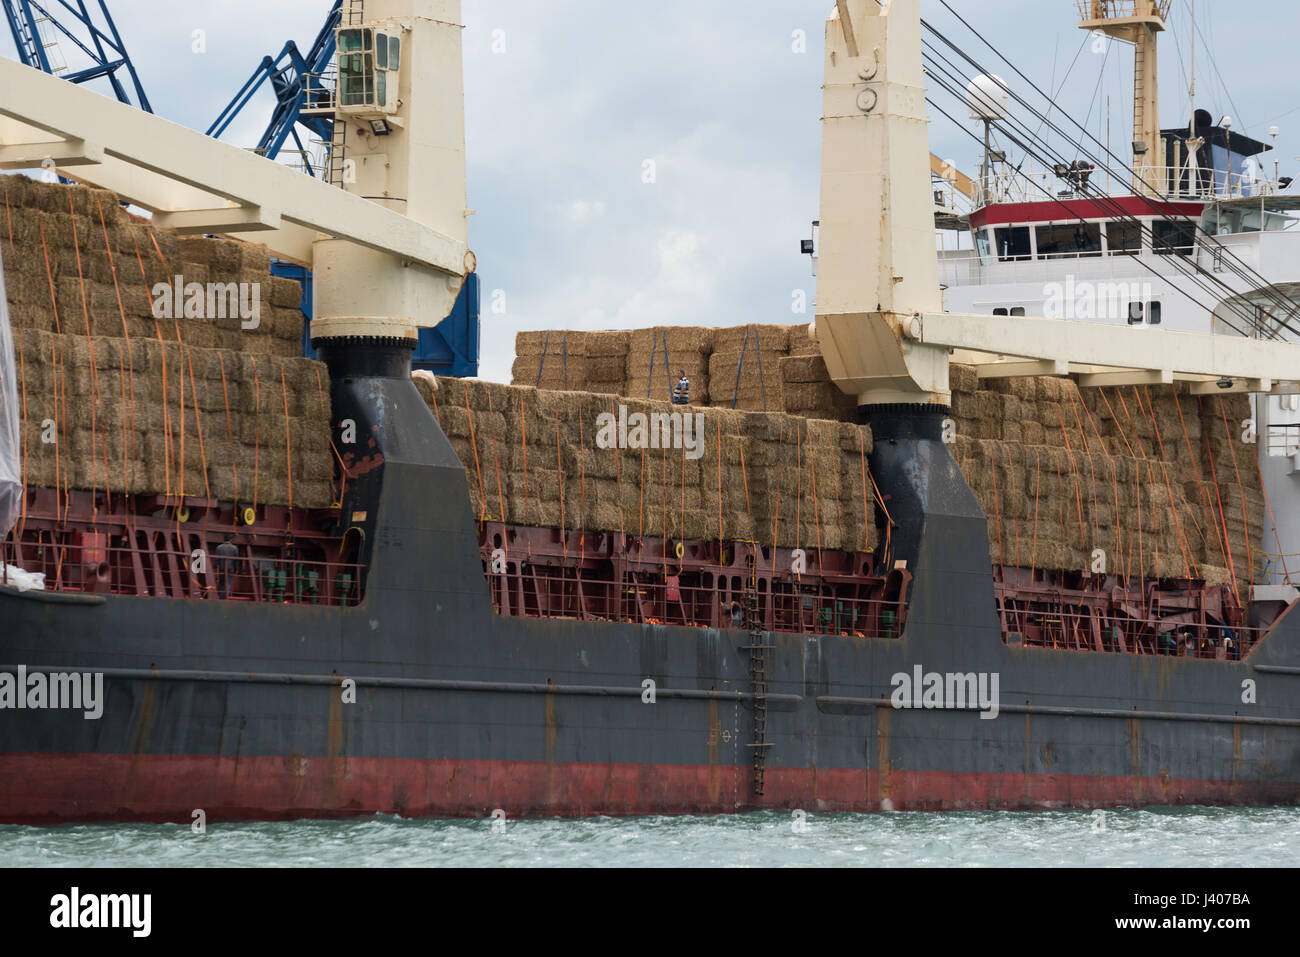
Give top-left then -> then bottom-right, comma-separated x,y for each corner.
336,29 -> 401,111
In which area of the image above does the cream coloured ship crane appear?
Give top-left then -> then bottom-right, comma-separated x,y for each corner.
813,0 -> 1300,407
0,0 -> 472,343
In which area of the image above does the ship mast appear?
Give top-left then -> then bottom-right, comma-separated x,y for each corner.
1076,1 -> 1172,195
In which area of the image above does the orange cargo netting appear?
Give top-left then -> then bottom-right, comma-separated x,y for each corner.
1217,396 -> 1255,587
1147,387 -> 1194,577
218,354 -> 240,508
279,366 -> 292,513
1202,410 -> 1240,605
770,420 -> 783,582
1055,402 -> 1087,549
70,194 -> 100,511
463,388 -> 487,524
98,195 -> 137,472
487,389 -> 506,530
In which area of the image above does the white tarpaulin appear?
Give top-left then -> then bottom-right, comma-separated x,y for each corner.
0,245 -> 21,541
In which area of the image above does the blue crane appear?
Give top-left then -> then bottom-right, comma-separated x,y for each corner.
0,0 -> 150,110
205,0 -> 340,175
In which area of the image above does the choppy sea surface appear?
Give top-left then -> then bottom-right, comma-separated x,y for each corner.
1,806 -> 1297,867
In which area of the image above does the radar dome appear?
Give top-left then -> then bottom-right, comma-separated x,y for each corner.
964,74 -> 1010,121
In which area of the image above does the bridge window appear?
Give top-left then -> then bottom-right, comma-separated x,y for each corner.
1107,220 -> 1142,255
1153,220 -> 1196,256
994,226 -> 1031,262
1035,222 -> 1102,259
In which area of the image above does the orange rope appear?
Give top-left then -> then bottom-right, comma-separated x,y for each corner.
464,388 -> 487,523
1055,404 -> 1086,548
177,337 -> 186,501
990,438 -> 1004,567
1066,390 -> 1100,558
795,423 -> 803,557
809,428 -> 823,565
38,220 -> 62,335
15,324 -> 27,534
1031,449 -> 1042,569
1217,396 -> 1255,588
716,424 -> 723,550
279,366 -> 292,512
1077,388 -> 1125,580
487,390 -> 507,524
97,196 -> 136,465
611,400 -> 623,540
738,438 -> 751,515
313,366 -> 335,505
638,442 -> 646,540
771,420 -> 784,581
660,439 -> 667,578
1171,387 -> 1214,551
859,431 -> 870,553
218,354 -> 240,508
2,176 -> 12,257
1139,387 -> 1193,577
521,394 -> 530,527
557,413 -> 567,560
133,237 -> 172,497
578,398 -> 587,562
69,194 -> 99,510
1202,414 -> 1239,604
1003,445 -> 1021,568
252,364 -> 261,511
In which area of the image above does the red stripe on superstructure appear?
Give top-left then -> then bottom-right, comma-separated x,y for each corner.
0,754 -> 1292,824
969,197 -> 1206,230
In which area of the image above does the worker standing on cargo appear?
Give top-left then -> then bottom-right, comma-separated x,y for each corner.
672,370 -> 690,405
215,535 -> 239,600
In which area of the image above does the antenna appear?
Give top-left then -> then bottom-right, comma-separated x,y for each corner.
1189,0 -> 1196,136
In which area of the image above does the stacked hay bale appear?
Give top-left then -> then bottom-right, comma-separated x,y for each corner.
2,174 -> 332,509
780,354 -> 857,422
510,330 -> 587,391
415,377 -> 877,552
706,324 -> 788,412
785,323 -> 821,357
582,330 -> 630,396
625,327 -> 713,404
948,363 -> 1262,597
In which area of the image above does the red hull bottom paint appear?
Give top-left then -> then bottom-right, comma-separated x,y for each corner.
0,754 -> 1294,824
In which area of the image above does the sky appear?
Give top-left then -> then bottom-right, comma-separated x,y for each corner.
3,0 -> 1297,384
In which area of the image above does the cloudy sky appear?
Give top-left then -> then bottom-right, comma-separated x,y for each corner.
4,1 -> 1296,383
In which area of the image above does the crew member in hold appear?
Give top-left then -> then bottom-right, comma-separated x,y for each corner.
672,370 -> 691,405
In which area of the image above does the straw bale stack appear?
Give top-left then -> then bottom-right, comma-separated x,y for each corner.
3,176 -> 331,509
420,377 -> 877,552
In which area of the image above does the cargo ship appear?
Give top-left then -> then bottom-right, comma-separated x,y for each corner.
0,0 -> 1297,823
